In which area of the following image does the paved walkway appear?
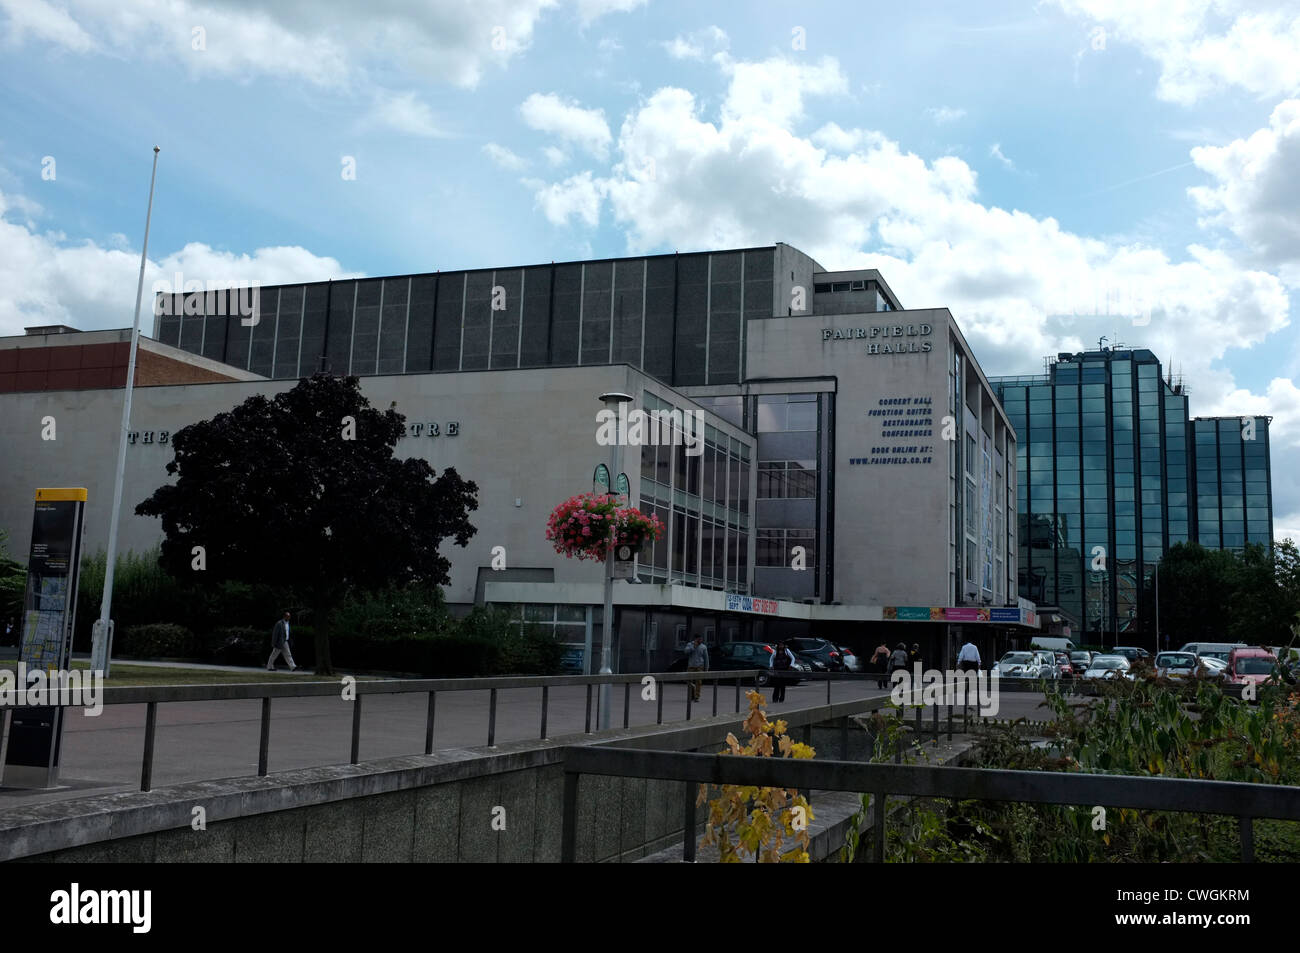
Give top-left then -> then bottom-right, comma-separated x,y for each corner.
0,672 -> 1065,812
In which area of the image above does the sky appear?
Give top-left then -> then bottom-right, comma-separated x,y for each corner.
2,0 -> 1299,536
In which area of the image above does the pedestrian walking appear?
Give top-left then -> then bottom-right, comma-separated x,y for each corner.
871,641 -> 891,688
889,642 -> 909,677
267,610 -> 298,672
683,634 -> 708,701
957,635 -> 981,673
771,640 -> 796,702
909,642 -> 922,669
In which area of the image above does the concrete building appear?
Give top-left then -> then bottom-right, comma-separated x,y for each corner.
1,244 -> 1035,671
991,347 -> 1273,647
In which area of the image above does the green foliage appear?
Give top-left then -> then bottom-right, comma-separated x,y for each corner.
117,623 -> 198,659
1157,540 -> 1300,647
0,528 -> 26,632
872,678 -> 1300,863
332,585 -> 450,640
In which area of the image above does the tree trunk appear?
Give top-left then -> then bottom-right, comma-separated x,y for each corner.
312,598 -> 335,676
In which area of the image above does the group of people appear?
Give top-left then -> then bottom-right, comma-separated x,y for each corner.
869,641 -> 922,689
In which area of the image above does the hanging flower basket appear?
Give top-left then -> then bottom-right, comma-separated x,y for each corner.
546,492 -> 664,562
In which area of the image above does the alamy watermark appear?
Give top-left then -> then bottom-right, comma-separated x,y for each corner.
595,404 -> 704,457
0,664 -> 104,716
151,272 -> 262,325
890,664 -> 999,717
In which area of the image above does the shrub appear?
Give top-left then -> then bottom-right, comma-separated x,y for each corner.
117,623 -> 197,659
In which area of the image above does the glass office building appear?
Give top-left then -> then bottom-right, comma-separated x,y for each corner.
992,348 -> 1273,645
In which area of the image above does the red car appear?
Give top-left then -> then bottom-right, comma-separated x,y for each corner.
1226,647 -> 1277,688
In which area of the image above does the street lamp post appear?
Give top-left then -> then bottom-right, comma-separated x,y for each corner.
92,146 -> 161,677
597,391 -> 633,731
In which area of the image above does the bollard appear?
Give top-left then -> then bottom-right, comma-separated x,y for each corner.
258,697 -> 271,776
539,687 -> 547,741
623,682 -> 631,729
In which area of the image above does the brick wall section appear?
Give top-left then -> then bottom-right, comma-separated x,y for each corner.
0,342 -> 241,392
133,347 -> 242,386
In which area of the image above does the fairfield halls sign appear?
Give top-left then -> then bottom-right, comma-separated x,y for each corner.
821,323 -> 933,355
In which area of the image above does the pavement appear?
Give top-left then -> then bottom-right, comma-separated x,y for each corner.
0,667 -> 1069,813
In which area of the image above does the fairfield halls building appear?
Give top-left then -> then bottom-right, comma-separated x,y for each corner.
0,244 -> 1037,671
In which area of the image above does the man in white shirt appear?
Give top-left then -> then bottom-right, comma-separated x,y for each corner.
957,636 -> 981,673
267,611 -> 297,672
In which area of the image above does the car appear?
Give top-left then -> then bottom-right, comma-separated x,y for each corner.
1053,651 -> 1074,678
1082,655 -> 1132,681
1068,650 -> 1094,676
1198,656 -> 1229,678
1153,651 -> 1200,680
1032,651 -> 1061,679
1111,646 -> 1152,664
838,646 -> 862,673
787,637 -> 844,671
668,641 -> 767,681
1178,641 -> 1247,663
994,652 -> 1046,678
1226,647 -> 1279,688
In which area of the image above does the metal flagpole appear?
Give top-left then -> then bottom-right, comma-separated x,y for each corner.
92,146 -> 160,678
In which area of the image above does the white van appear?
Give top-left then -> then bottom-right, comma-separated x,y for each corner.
1030,637 -> 1075,653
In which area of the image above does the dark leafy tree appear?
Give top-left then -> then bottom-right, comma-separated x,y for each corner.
136,374 -> 478,673
1155,542 -> 1240,645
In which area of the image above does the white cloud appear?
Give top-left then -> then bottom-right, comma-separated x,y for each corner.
370,91 -> 445,138
542,145 -> 569,166
989,143 -> 1016,170
1189,98 -> 1300,282
519,92 -> 612,158
532,171 -> 604,227
0,0 -> 96,52
1053,0 -> 1300,104
926,106 -> 966,124
574,0 -> 646,24
0,188 -> 358,336
0,0 -> 564,89
483,142 -> 528,171
719,55 -> 848,128
662,26 -> 728,61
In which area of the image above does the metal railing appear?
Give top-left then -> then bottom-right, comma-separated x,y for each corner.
2,668 -> 900,792
559,746 -> 1300,863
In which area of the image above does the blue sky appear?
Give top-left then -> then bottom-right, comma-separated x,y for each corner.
2,0 -> 1299,533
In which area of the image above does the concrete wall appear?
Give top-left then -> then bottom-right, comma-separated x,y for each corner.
0,364 -> 750,607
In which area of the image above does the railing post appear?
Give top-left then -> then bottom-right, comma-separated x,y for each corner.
840,715 -> 849,760
488,687 -> 498,746
1240,816 -> 1255,862
585,684 -> 593,734
258,697 -> 271,777
933,702 -> 939,747
426,691 -> 437,753
350,694 -> 362,765
712,678 -> 718,716
657,683 -> 664,725
873,791 -> 886,863
827,674 -> 832,704
915,701 -> 922,741
947,703 -> 953,742
140,700 -> 157,792
561,769 -> 580,863
686,686 -> 692,720
540,686 -> 548,740
735,677 -> 741,712
682,781 -> 697,862
624,682 -> 630,728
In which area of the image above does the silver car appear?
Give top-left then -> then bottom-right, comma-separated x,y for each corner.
1083,655 -> 1132,681
994,652 -> 1043,678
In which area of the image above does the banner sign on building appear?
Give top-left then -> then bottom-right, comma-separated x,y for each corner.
884,605 -> 1038,627
725,594 -> 780,615
3,488 -> 87,789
